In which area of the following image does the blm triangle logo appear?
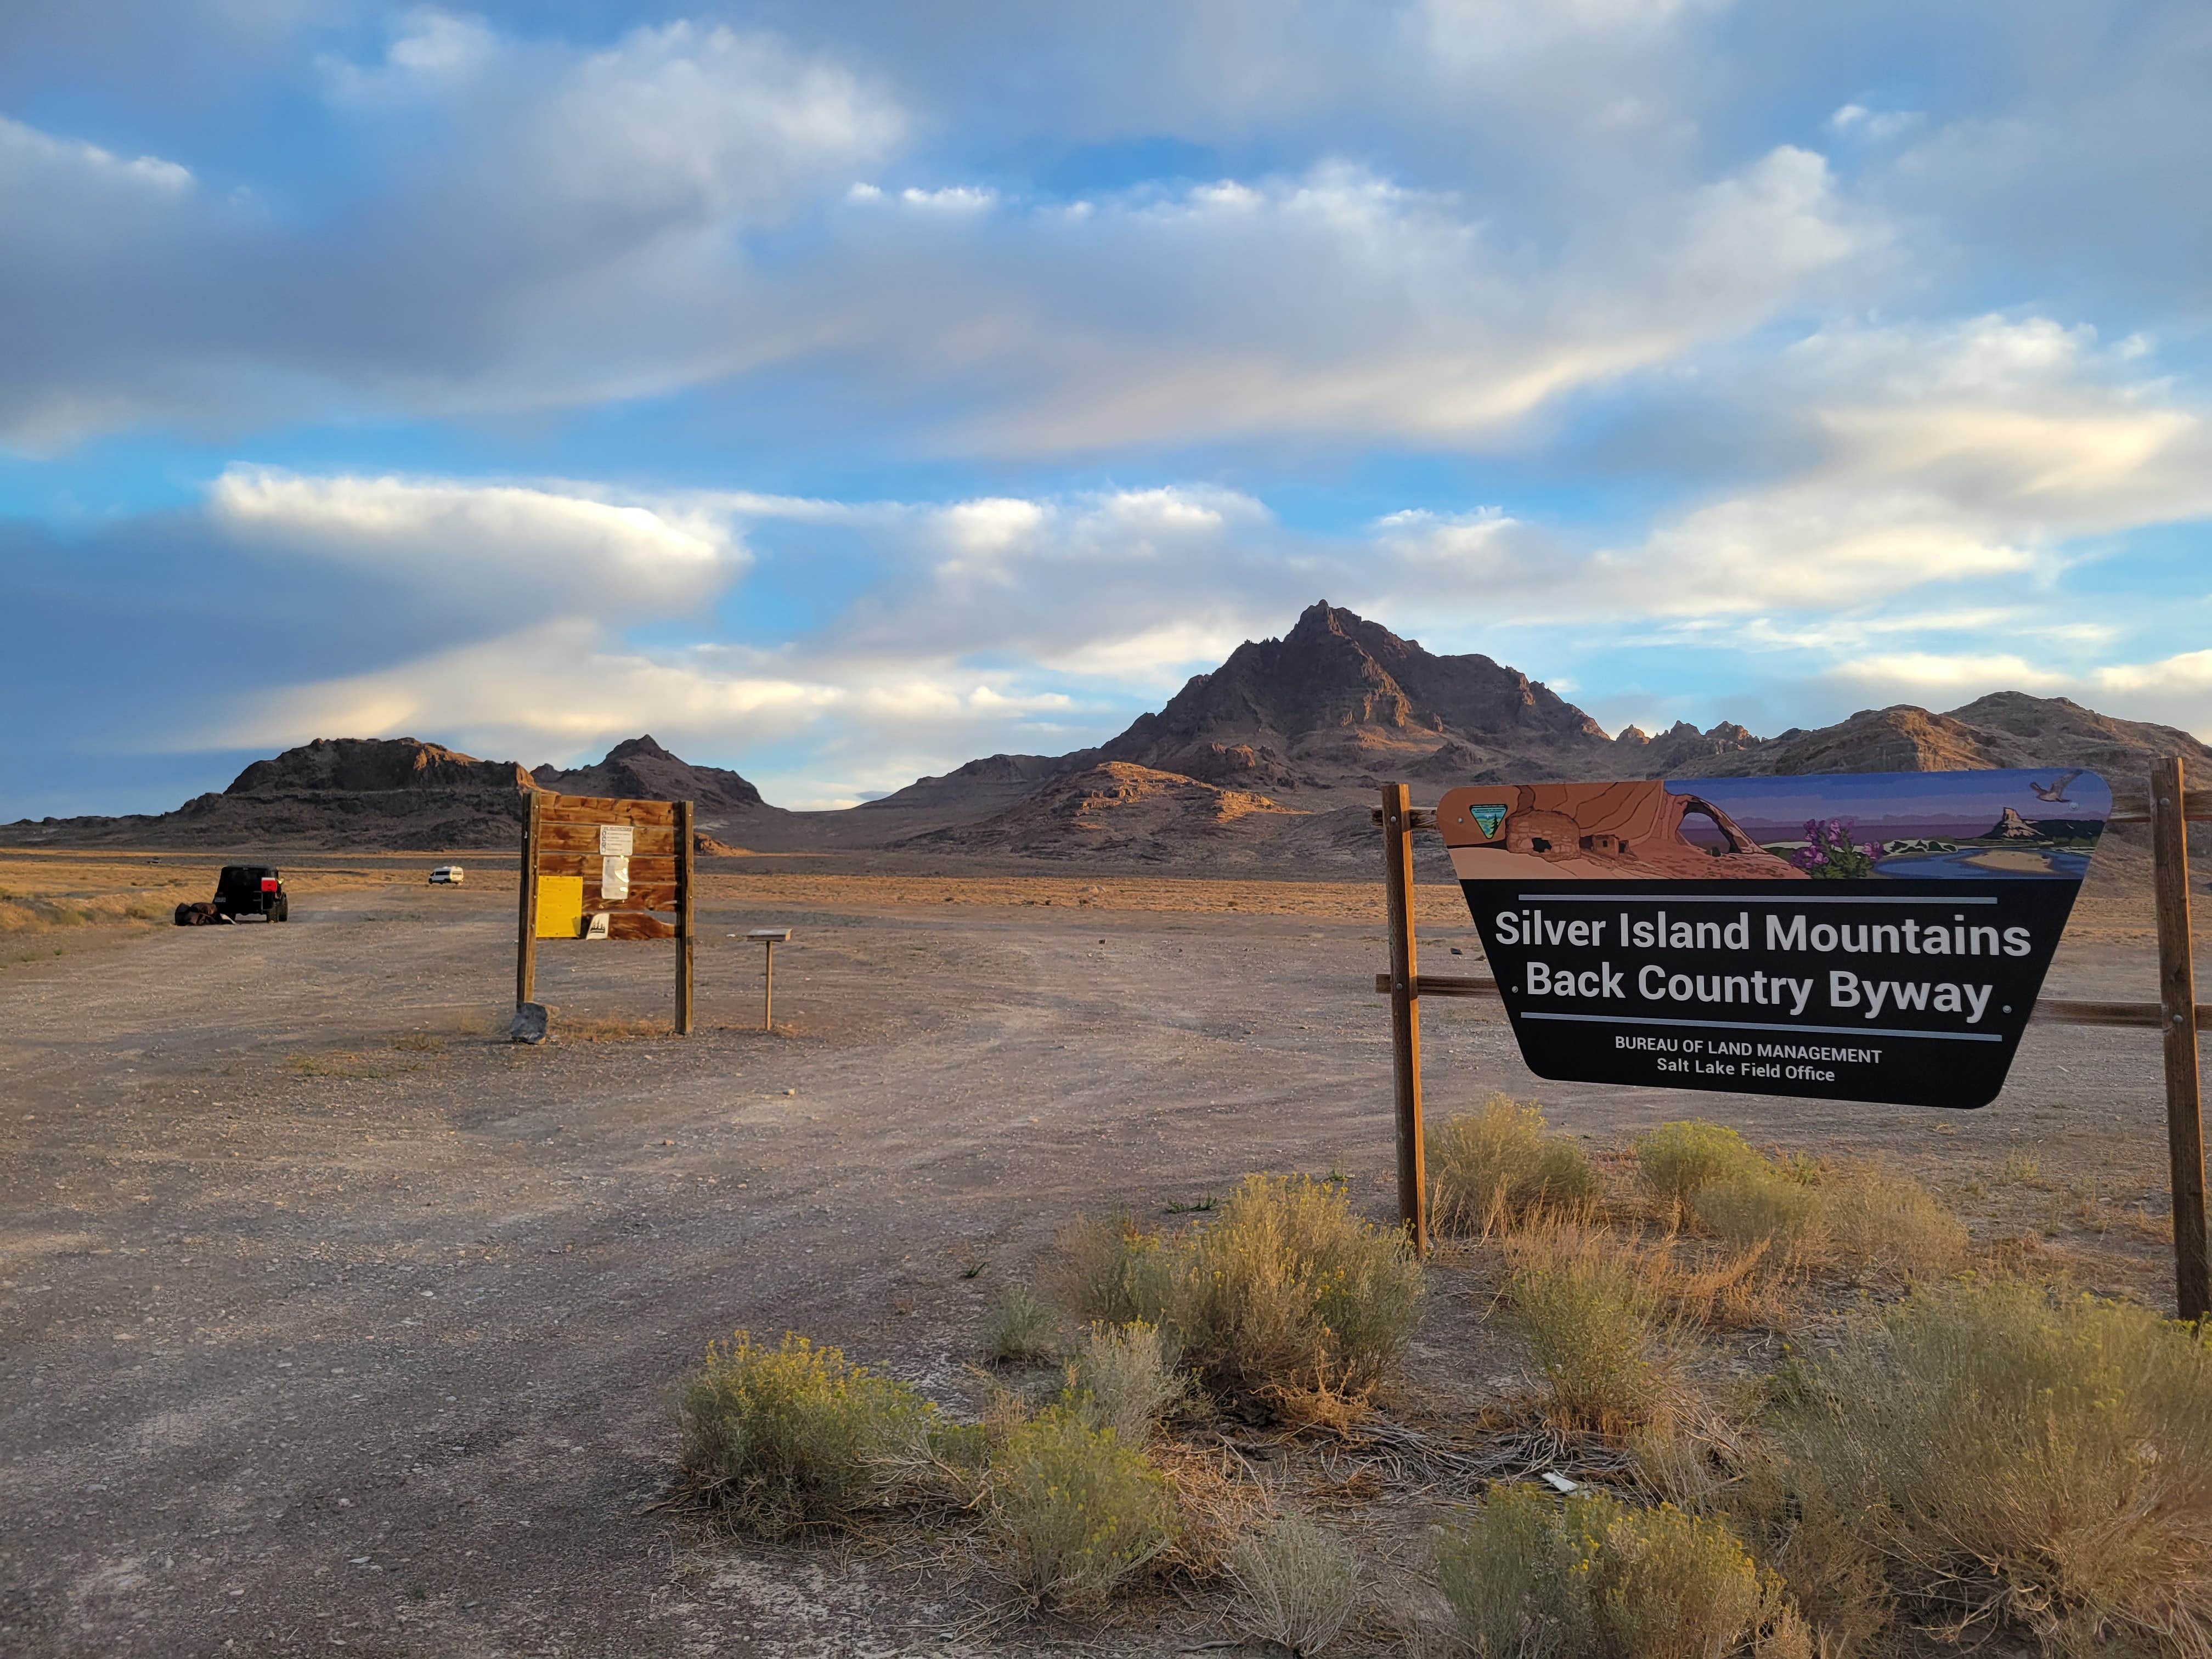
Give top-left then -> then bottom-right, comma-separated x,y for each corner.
1468,803 -> 1507,839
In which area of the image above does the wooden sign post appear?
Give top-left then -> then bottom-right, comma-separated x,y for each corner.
1380,783 -> 1428,1256
2151,757 -> 2207,1320
515,789 -> 696,1035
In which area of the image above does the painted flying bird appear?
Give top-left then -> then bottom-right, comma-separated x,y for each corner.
2029,770 -> 2083,804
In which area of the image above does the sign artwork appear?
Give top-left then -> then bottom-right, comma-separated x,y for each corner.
1440,769 -> 2110,1109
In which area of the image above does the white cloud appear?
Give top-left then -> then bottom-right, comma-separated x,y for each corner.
506,21 -> 902,222
207,622 -> 834,753
1,20 -> 1881,456
2089,648 -> 2212,738
0,15 -> 908,446
889,148 -> 1877,455
898,185 -> 997,211
0,113 -> 194,195
1827,104 -> 1922,142
319,9 -> 501,100
204,617 -> 1103,801
1827,652 -> 2068,694
208,466 -> 741,623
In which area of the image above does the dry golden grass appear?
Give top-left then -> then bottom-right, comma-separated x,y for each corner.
1628,1122 -> 1965,1288
1502,1227 -> 1686,1437
1748,1280 -> 2212,1657
975,1401 -> 1178,1613
1637,1120 -> 1770,1203
558,1013 -> 674,1042
980,1286 -> 1059,1365
1066,1321 -> 1187,1443
1057,1174 -> 1424,1414
1226,1513 -> 1360,1655
1505,1217 -> 1786,1340
0,888 -> 170,935
676,1330 -> 940,1538
1433,1483 -> 1807,1659
1816,1161 -> 1968,1278
1426,1094 -> 1601,1235
285,1049 -> 405,1079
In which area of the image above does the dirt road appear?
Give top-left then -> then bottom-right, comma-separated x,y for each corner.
0,875 -> 2187,1655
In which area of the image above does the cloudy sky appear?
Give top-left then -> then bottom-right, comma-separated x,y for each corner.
6,1 -> 2210,814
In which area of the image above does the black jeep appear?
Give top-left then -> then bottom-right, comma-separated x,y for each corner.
210,865 -> 289,922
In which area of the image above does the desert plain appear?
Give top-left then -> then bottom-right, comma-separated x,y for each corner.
0,842 -> 2200,1657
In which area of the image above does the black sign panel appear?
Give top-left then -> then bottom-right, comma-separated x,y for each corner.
1439,771 -> 2109,1110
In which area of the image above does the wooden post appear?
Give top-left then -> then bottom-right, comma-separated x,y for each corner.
763,939 -> 775,1031
2152,758 -> 2208,1321
1381,783 -> 1428,1255
515,789 -> 541,1007
675,800 -> 696,1036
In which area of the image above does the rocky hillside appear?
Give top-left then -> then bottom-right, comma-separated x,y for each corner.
2,737 -> 539,850
228,736 -> 534,795
901,762 -> 1304,862
2,735 -> 777,850
1674,693 -> 2211,781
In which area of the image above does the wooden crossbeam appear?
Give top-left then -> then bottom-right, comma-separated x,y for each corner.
537,794 -> 680,827
535,853 -> 679,878
536,821 -> 679,854
1377,790 -> 2209,829
2108,784 -> 2212,825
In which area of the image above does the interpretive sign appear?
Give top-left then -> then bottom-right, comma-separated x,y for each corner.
1439,770 -> 2111,1109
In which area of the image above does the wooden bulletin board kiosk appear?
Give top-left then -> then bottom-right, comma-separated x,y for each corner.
515,790 -> 696,1034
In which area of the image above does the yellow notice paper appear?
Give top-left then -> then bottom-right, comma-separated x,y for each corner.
535,874 -> 585,938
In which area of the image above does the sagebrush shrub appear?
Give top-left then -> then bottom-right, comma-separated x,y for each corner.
1068,1320 -> 1185,1443
1428,1094 -> 1601,1233
677,1330 -> 937,1535
1762,1279 -> 2212,1655
1509,1242 -> 1677,1435
1059,1175 -> 1424,1409
1228,1513 -> 1361,1655
1637,1120 -> 1768,1201
1434,1484 -> 1796,1658
982,1285 -> 1059,1364
1818,1164 -> 1966,1278
1691,1171 -> 1827,1265
984,1404 -> 1176,1611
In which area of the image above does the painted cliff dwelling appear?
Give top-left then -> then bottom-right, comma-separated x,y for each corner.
1438,781 -> 1805,881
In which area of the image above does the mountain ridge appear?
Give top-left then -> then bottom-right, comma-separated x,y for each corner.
5,602 -> 2207,860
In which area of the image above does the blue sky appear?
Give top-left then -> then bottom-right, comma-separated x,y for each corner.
5,1 -> 2211,814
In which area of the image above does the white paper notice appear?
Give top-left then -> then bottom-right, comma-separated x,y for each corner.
597,825 -> 634,856
601,855 -> 630,901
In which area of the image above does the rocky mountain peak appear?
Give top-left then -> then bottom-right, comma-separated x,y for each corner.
533,736 -> 766,814
1097,599 -> 1608,778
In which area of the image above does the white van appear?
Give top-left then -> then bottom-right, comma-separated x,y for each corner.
428,865 -> 465,885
